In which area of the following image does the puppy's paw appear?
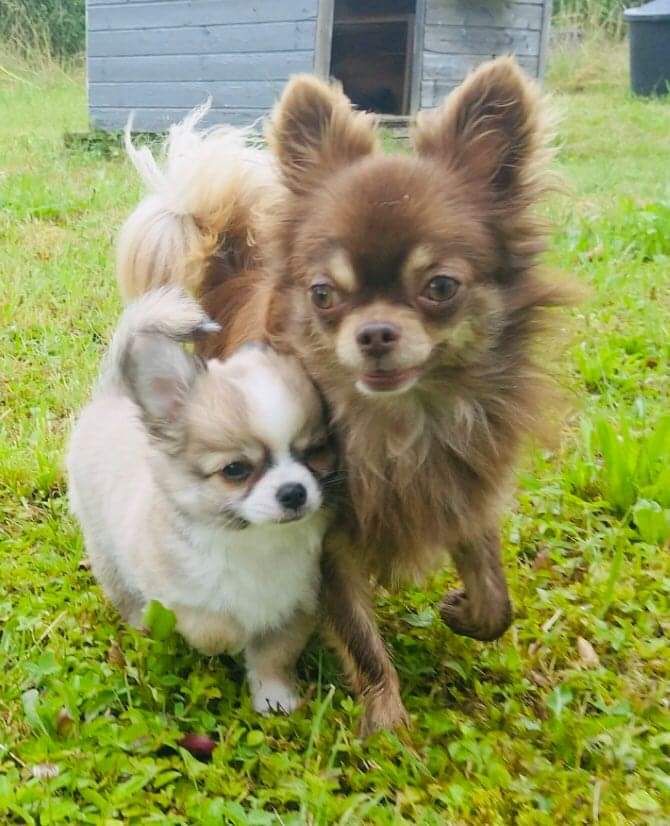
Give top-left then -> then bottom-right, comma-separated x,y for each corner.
251,677 -> 301,715
360,690 -> 409,738
440,589 -> 512,641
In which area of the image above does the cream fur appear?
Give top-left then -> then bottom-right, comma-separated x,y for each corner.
67,288 -> 329,714
117,102 -> 279,300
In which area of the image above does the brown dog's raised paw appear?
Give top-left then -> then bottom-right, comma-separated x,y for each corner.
440,589 -> 512,641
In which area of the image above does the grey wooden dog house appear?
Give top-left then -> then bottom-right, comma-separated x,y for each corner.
87,0 -> 553,131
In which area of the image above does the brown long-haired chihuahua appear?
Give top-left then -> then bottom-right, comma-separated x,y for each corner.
118,57 -> 574,734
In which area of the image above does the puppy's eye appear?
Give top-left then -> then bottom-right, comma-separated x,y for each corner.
421,275 -> 460,303
310,283 -> 339,311
221,461 -> 253,482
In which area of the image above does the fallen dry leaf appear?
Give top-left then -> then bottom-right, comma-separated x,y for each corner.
532,549 -> 552,571
541,609 -> 563,633
528,641 -> 541,658
585,243 -> 604,261
577,636 -> 600,668
55,707 -> 75,737
530,671 -> 550,688
107,641 -> 126,668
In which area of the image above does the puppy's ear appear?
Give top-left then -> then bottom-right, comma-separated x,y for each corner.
413,57 -> 552,212
268,74 -> 378,195
122,333 -> 203,448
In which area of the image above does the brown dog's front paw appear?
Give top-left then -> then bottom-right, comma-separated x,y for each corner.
440,589 -> 512,641
359,689 -> 410,738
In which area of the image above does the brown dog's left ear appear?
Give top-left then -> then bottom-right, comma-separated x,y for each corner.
413,57 -> 552,212
268,74 -> 378,196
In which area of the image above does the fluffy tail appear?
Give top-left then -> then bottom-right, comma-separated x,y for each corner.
99,286 -> 219,391
117,101 -> 278,301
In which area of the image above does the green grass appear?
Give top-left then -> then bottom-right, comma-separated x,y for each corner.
1,41 -> 669,825
0,1 -> 85,61
553,0 -> 629,36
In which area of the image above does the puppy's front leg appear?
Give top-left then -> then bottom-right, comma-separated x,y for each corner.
321,537 -> 409,736
246,609 -> 314,715
175,607 -> 246,656
441,528 -> 513,641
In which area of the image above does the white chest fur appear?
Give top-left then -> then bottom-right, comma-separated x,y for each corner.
143,512 -> 327,637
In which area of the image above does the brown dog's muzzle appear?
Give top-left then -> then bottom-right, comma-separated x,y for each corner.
355,322 -> 401,359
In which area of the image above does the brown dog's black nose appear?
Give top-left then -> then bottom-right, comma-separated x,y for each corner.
356,323 -> 400,358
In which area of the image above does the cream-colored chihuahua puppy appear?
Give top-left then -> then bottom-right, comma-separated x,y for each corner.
67,287 -> 335,714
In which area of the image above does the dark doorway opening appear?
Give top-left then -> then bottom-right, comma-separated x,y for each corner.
330,0 -> 417,116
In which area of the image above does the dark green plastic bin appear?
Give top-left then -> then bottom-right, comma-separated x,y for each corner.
625,0 -> 670,96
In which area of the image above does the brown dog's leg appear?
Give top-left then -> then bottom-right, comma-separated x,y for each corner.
441,529 -> 513,641
320,538 -> 409,736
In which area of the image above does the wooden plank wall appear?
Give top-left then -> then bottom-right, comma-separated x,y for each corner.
420,0 -> 551,109
87,0 -> 319,131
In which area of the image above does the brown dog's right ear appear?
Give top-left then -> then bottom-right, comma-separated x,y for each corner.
268,74 -> 378,196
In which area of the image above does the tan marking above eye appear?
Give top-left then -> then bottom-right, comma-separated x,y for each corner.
403,250 -> 474,293
326,249 -> 357,293
401,245 -> 436,285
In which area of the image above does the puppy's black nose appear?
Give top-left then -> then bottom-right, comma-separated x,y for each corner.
276,482 -> 307,511
356,323 -> 400,358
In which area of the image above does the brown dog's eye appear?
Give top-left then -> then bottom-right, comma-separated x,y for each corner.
303,441 -> 330,461
302,441 -> 336,476
221,461 -> 253,482
422,275 -> 460,303
310,283 -> 338,311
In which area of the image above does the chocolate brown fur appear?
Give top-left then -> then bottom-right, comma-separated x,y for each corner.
187,59 -> 573,733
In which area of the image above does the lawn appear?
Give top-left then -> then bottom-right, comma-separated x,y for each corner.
1,40 -> 669,824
